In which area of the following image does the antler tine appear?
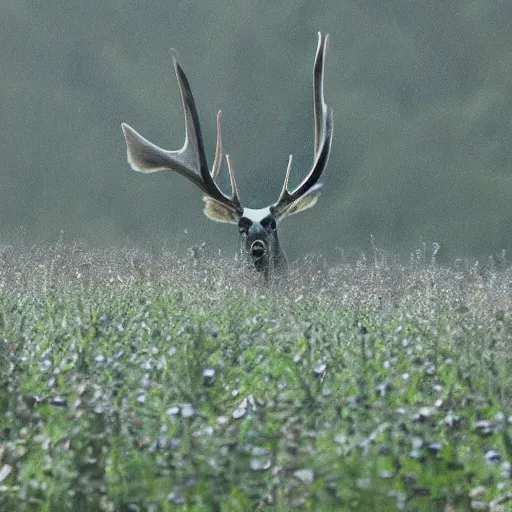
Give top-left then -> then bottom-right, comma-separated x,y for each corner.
225,154 -> 241,205
211,112 -> 243,208
272,32 -> 333,218
314,33 -> 328,156
211,110 -> 223,181
276,154 -> 293,203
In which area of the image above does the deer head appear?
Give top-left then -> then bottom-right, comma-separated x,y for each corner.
122,33 -> 333,280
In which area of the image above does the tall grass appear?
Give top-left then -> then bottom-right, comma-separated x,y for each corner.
0,241 -> 511,511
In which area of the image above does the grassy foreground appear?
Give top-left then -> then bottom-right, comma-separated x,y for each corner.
1,242 -> 512,511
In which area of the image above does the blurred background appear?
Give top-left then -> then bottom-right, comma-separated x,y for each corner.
1,1 -> 512,263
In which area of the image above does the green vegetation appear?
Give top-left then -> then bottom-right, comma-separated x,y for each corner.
1,242 -> 511,511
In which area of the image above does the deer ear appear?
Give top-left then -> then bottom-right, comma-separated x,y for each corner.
203,196 -> 239,224
274,185 -> 322,220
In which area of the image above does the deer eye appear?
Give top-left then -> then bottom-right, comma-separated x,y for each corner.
261,217 -> 277,231
238,217 -> 252,234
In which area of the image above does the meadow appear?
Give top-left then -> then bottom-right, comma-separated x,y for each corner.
0,241 -> 511,511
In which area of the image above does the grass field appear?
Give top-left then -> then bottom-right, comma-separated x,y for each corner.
1,242 -> 511,511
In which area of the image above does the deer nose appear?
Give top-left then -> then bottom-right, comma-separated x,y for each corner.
250,240 -> 267,260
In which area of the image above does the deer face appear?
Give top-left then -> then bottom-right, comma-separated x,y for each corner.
237,208 -> 281,273
121,33 -> 333,279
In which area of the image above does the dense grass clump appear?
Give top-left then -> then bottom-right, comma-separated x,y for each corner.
0,242 -> 511,511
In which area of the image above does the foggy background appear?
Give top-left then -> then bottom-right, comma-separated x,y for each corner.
2,1 -> 512,263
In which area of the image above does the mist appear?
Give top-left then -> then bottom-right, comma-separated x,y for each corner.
2,1 -> 511,263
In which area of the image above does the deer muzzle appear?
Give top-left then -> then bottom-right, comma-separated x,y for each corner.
250,240 -> 268,271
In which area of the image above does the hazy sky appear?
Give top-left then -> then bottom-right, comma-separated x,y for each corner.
2,1 -> 512,262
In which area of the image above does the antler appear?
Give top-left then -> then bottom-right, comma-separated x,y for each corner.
121,51 -> 243,223
271,32 -> 333,219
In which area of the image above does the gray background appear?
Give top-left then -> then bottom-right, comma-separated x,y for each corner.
2,1 -> 512,262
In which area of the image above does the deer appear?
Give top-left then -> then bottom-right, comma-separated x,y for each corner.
121,33 -> 333,280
